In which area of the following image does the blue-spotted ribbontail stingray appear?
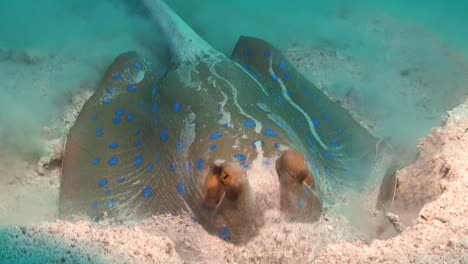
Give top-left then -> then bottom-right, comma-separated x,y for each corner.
59,0 -> 393,243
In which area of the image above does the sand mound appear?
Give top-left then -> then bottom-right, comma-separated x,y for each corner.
314,99 -> 468,263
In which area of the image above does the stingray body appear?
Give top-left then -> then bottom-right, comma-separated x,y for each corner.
59,0 -> 381,241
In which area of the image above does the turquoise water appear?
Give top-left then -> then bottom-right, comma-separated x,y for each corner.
0,0 -> 467,261
1,0 -> 466,158
0,227 -> 104,263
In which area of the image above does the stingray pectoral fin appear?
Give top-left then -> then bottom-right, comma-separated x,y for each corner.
59,52 -> 185,221
231,36 -> 381,197
230,36 -> 377,151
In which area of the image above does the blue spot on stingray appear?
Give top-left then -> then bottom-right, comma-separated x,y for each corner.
141,185 -> 153,200
154,69 -> 162,77
234,154 -> 246,161
244,120 -> 255,127
116,177 -> 125,184
324,151 -> 333,160
324,114 -> 332,120
209,144 -> 216,151
135,139 -> 142,147
93,157 -> 101,165
284,71 -> 291,81
152,86 -> 158,95
112,117 -> 121,125
93,216 -> 100,222
155,156 -> 161,163
91,114 -> 97,121
106,87 -> 116,94
134,61 -> 142,69
264,50 -> 271,57
223,123 -> 229,128
107,199 -> 117,208
128,84 -> 136,92
169,164 -> 176,172
146,163 -> 153,172
274,142 -> 280,148
245,48 -> 252,56
271,74 -> 278,82
113,72 -> 121,80
109,142 -> 119,149
177,140 -> 183,152
263,129 -> 278,137
297,199 -> 303,209
134,154 -> 143,167
286,90 -> 292,97
153,117 -> 160,126
331,139 -> 341,147
126,113 -> 135,122
251,72 -> 258,79
196,158 -> 204,170
311,118 -> 320,126
242,64 -> 250,70
115,108 -> 124,116
278,60 -> 286,69
105,188 -> 112,195
92,201 -> 98,209
176,182 -> 187,195
337,128 -> 345,135
151,103 -> 158,113
138,99 -> 144,105
218,227 -> 231,241
304,186 -> 310,195
103,96 -> 111,104
98,178 -> 108,187
160,128 -> 169,142
252,140 -> 265,148
108,156 -> 119,166
210,131 -> 222,140
173,102 -> 182,113
241,161 -> 249,168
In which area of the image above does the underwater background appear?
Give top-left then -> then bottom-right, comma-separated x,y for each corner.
0,0 -> 467,262
1,0 -> 467,160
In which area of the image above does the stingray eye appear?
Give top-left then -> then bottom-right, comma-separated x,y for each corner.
220,172 -> 231,185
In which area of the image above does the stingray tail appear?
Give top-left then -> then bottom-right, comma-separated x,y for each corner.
142,0 -> 216,62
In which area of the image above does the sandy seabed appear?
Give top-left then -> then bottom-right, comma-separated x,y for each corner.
315,99 -> 468,264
